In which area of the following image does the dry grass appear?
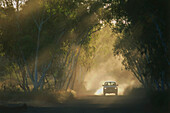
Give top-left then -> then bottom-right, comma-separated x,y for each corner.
0,89 -> 76,105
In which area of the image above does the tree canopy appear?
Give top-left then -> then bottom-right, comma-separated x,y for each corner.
0,0 -> 169,92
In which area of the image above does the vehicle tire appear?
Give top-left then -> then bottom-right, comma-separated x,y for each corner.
115,90 -> 118,95
103,92 -> 106,96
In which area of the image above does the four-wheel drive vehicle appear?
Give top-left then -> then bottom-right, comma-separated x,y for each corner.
103,81 -> 118,95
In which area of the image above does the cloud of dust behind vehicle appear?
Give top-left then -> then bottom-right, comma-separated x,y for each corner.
84,55 -> 141,95
81,27 -> 141,95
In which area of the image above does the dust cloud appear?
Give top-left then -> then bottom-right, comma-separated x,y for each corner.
84,55 -> 141,95
82,26 -> 141,95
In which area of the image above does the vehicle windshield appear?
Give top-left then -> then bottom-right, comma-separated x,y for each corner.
104,82 -> 116,86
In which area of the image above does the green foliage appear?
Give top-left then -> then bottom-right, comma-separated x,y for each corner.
0,44 -> 5,56
112,0 -> 169,90
0,0 -> 169,94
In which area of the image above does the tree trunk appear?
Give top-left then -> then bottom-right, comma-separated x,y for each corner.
33,27 -> 41,91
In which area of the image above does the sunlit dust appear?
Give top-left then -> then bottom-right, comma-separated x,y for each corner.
83,27 -> 141,96
94,82 -> 132,95
95,87 -> 103,95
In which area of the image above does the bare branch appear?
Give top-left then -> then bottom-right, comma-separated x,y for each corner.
20,50 -> 34,83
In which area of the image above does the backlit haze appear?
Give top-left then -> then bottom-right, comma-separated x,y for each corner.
82,27 -> 141,95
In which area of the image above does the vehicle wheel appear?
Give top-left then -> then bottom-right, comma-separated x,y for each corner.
103,92 -> 106,96
115,90 -> 118,95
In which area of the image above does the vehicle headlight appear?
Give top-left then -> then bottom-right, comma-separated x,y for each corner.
104,88 -> 107,89
115,87 -> 117,89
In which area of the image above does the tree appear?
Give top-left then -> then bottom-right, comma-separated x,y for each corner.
112,0 -> 170,91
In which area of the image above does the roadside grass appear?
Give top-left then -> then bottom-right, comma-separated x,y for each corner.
149,90 -> 170,113
0,79 -> 76,105
0,89 -> 76,105
126,87 -> 170,113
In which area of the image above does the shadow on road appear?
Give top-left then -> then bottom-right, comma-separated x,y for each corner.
0,95 -> 169,113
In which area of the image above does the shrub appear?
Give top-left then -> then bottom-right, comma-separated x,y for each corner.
0,89 -> 76,105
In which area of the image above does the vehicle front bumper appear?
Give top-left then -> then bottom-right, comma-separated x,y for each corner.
103,88 -> 117,93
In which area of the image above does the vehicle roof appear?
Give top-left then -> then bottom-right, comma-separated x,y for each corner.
104,81 -> 116,83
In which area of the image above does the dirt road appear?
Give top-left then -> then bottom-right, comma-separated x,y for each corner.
0,95 -> 167,113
